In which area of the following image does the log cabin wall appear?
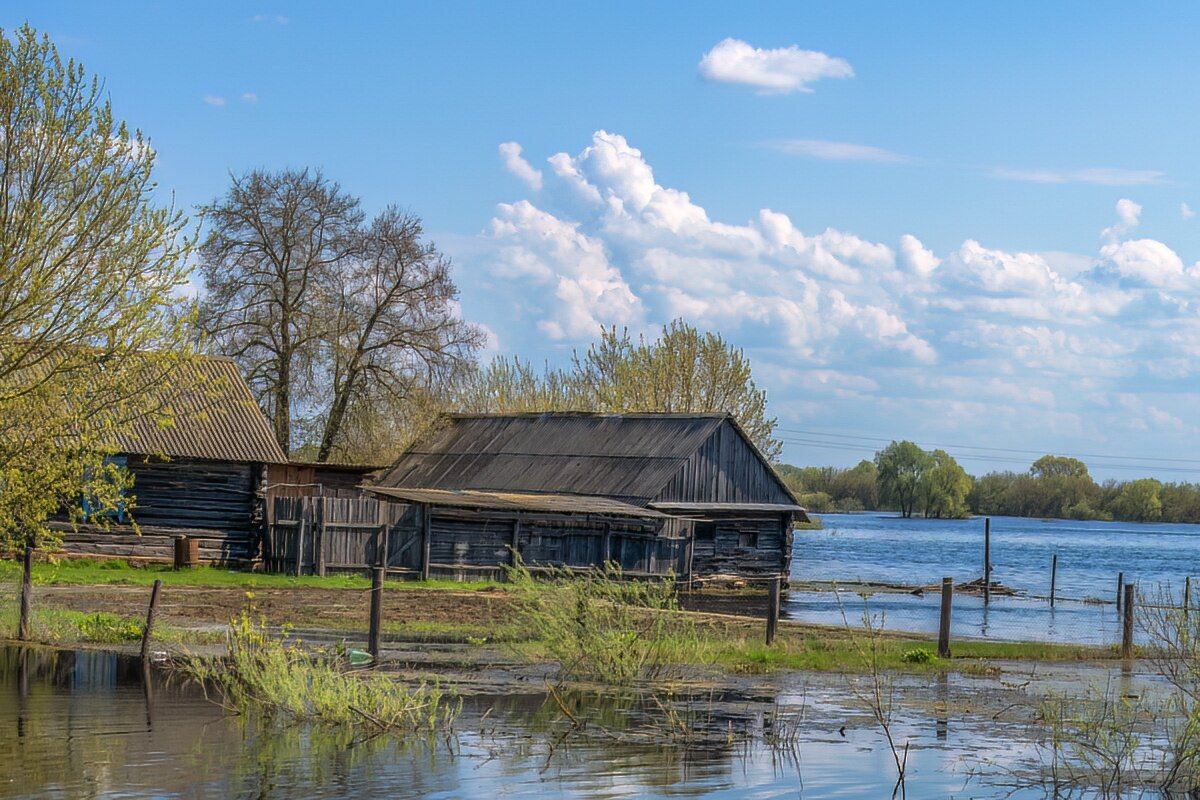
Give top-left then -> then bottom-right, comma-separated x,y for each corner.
687,513 -> 792,577
126,456 -> 258,535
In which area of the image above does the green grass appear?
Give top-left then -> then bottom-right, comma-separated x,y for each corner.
713,629 -> 1113,673
0,598 -> 223,646
0,557 -> 507,592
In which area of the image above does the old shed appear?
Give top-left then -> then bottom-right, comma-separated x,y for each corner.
365,412 -> 807,580
55,356 -> 288,564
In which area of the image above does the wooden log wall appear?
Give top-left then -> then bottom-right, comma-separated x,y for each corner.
126,457 -> 257,536
50,522 -> 254,565
688,514 -> 790,577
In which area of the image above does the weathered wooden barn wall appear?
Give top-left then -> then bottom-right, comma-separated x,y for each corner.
126,457 -> 259,535
52,523 -> 254,565
687,513 -> 792,577
263,496 -> 686,580
655,423 -> 795,505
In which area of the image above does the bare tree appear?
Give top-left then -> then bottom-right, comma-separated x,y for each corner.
198,173 -> 482,461
197,169 -> 362,454
315,207 -> 483,462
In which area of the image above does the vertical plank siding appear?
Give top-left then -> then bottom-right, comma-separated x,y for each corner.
655,424 -> 794,506
264,498 -> 687,579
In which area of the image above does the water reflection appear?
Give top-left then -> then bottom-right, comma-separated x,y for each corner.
0,645 -> 1127,799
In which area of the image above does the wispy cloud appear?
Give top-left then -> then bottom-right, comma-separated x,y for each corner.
767,139 -> 911,163
988,166 -> 1166,186
698,38 -> 853,95
1182,202 -> 1195,220
240,92 -> 259,103
202,95 -> 226,107
250,14 -> 289,24
498,141 -> 543,191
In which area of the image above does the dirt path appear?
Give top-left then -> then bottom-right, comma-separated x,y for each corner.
25,583 -> 521,632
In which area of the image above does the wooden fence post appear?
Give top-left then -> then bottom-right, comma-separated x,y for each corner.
420,504 -> 432,581
765,575 -> 780,645
1121,582 -> 1135,660
1117,572 -> 1124,612
1186,576 -> 1192,615
315,497 -> 326,578
368,566 -> 384,659
510,518 -> 521,567
1050,554 -> 1057,607
140,579 -> 163,660
295,498 -> 307,577
983,518 -> 991,606
18,545 -> 33,641
938,577 -> 953,658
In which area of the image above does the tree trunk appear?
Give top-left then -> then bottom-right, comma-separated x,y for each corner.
317,373 -> 355,462
275,356 -> 291,455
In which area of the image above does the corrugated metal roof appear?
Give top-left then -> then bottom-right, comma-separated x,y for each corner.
118,356 -> 287,464
367,486 -> 671,518
376,413 -> 726,502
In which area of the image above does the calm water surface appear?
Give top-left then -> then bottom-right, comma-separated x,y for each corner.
788,513 -> 1200,645
0,646 -> 1069,799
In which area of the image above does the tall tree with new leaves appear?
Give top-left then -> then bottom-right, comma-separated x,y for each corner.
460,321 -> 782,460
0,26 -> 196,547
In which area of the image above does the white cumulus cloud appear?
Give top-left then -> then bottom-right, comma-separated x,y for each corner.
698,38 -> 853,94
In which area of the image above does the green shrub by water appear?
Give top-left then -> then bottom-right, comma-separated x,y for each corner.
504,559 -> 705,685
183,600 -> 459,733
77,612 -> 143,643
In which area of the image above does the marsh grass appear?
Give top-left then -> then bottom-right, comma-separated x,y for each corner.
182,602 -> 459,734
504,559 -> 708,685
0,586 -> 215,646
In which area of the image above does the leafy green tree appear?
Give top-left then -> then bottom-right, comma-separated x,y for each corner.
0,26 -> 195,548
1110,478 -> 1164,522
920,449 -> 973,518
460,320 -> 782,460
875,441 -> 934,518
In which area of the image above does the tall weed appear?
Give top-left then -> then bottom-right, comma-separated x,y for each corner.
504,559 -> 702,685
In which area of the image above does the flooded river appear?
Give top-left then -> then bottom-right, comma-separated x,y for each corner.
788,514 -> 1200,645
0,645 -> 1107,799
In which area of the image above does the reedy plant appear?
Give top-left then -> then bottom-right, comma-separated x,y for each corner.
183,595 -> 458,734
504,557 -> 703,685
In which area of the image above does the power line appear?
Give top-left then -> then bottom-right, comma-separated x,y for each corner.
776,427 -> 1200,466
775,434 -> 1200,476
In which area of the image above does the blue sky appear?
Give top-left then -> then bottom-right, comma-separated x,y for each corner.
8,2 -> 1200,479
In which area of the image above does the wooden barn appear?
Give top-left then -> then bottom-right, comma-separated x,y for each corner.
364,412 -> 807,580
54,355 -> 288,564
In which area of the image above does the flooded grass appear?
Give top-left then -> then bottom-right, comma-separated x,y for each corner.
180,606 -> 460,734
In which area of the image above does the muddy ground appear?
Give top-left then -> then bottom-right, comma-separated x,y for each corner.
25,583 -> 523,633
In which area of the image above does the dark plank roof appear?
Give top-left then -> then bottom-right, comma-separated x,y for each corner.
376,413 -> 727,503
118,356 -> 287,464
368,486 -> 671,518
650,501 -> 810,522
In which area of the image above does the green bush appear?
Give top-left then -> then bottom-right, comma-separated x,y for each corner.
77,612 -> 143,642
900,647 -> 935,664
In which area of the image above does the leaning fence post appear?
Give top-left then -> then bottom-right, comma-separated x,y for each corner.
1185,576 -> 1191,615
765,575 -> 781,645
18,545 -> 33,641
368,566 -> 384,659
1121,583 -> 1135,660
140,579 -> 163,660
1117,572 -> 1124,612
1050,554 -> 1057,607
938,577 -> 953,658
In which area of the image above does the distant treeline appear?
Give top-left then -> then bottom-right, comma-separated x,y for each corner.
779,444 -> 1200,524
